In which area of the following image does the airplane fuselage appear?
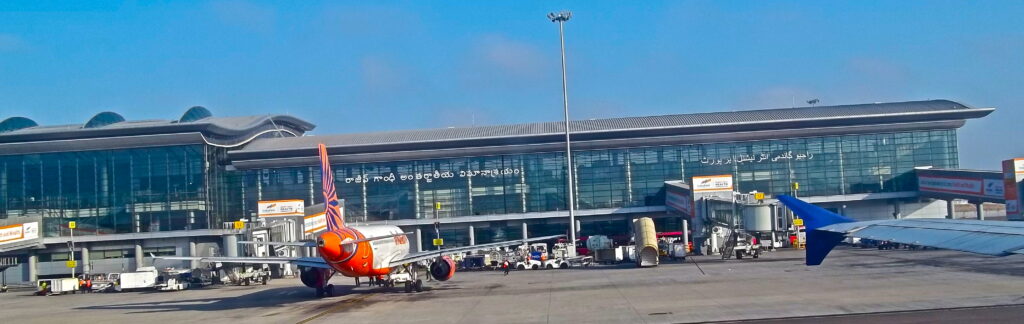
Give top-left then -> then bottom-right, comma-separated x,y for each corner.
317,225 -> 411,277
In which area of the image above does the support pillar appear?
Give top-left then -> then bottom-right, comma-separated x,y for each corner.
892,201 -> 902,219
222,235 -> 239,257
522,222 -> 528,240
188,241 -> 199,269
947,199 -> 955,219
81,245 -> 90,274
976,202 -> 985,220
468,225 -> 475,246
681,219 -> 689,257
415,228 -> 423,252
28,251 -> 38,283
134,243 -> 144,270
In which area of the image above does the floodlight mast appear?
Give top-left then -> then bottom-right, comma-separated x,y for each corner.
548,10 -> 577,257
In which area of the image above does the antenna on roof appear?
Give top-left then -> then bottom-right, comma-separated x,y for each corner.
806,99 -> 820,106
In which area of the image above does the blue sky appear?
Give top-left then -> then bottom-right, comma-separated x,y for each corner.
1,1 -> 1021,169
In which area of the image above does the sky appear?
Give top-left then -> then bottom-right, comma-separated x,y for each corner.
0,1 -> 1021,169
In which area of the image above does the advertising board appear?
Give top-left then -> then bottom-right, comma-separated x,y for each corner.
258,200 -> 305,217
692,175 -> 733,192
0,222 -> 39,245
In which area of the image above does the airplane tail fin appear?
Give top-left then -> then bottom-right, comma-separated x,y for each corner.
777,195 -> 855,266
318,143 -> 345,231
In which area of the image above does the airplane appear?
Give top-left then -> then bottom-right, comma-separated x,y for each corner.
157,143 -> 564,297
777,195 -> 1024,266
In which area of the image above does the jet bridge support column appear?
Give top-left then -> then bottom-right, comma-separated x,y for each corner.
947,199 -> 955,219
27,251 -> 38,283
189,240 -> 199,269
134,242 -> 144,270
415,228 -> 423,252
468,225 -> 475,246
522,222 -> 528,240
976,202 -> 985,220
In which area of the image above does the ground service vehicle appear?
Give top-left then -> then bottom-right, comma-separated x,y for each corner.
37,278 -> 78,295
158,144 -> 562,297
114,266 -> 158,291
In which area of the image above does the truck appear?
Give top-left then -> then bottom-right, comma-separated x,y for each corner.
36,278 -> 79,295
113,266 -> 159,292
155,268 -> 193,291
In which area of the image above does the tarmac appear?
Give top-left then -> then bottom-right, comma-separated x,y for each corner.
3,247 -> 1024,323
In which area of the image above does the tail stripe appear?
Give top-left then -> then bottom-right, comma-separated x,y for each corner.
319,144 -> 344,230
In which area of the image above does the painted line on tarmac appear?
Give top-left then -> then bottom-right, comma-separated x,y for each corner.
702,303 -> 1024,324
296,293 -> 376,324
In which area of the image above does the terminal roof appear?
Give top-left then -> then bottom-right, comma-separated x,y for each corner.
228,99 -> 992,167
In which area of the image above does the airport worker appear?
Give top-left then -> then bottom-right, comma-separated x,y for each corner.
502,260 -> 510,276
38,281 -> 48,296
85,278 -> 93,293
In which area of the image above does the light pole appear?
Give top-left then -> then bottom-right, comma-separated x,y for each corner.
548,10 -> 577,257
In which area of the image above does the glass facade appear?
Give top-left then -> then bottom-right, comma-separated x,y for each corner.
0,145 -> 229,237
238,129 -> 958,223
0,129 -> 958,238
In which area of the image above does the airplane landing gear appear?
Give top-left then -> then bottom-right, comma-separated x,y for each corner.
325,284 -> 335,297
414,279 -> 423,292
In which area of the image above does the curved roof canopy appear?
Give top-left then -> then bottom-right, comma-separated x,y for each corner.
179,106 -> 213,123
84,111 -> 126,128
0,117 -> 38,133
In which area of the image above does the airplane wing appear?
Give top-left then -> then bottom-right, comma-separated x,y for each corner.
152,255 -> 331,269
777,195 -> 1024,266
240,232 -> 412,248
391,234 -> 565,265
239,241 -> 317,247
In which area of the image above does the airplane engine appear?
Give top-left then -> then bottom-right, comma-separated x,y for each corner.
429,256 -> 456,281
317,231 -> 358,264
300,267 -> 329,288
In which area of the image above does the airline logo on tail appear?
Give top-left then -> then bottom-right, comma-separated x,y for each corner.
319,143 -> 344,231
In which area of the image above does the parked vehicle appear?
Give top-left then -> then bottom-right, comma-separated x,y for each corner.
113,266 -> 159,292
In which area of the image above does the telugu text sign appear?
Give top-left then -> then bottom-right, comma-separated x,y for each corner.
692,175 -> 733,192
258,200 -> 305,217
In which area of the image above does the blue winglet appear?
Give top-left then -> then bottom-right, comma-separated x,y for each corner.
777,195 -> 855,266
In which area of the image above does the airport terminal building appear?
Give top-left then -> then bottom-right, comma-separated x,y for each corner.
0,100 -> 994,283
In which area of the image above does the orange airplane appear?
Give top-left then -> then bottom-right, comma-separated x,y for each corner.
158,144 -> 562,297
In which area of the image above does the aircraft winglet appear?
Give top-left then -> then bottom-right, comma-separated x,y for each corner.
777,195 -> 855,266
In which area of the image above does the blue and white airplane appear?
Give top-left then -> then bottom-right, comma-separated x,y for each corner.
777,195 -> 1024,266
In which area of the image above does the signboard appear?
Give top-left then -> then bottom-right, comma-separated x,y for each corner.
692,175 -> 733,192
666,191 -> 694,216
1004,159 -> 1024,219
753,192 -> 765,200
793,218 -> 804,226
0,222 -> 39,245
233,221 -> 245,230
983,179 -> 1005,198
258,200 -> 305,217
304,212 -> 328,234
917,175 -> 983,196
68,221 -> 76,229
66,260 -> 77,268
432,238 -> 444,246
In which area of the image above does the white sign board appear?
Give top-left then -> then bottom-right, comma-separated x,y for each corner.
917,175 -> 983,196
693,175 -> 733,192
258,200 -> 305,217
0,222 -> 39,245
303,213 -> 327,234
